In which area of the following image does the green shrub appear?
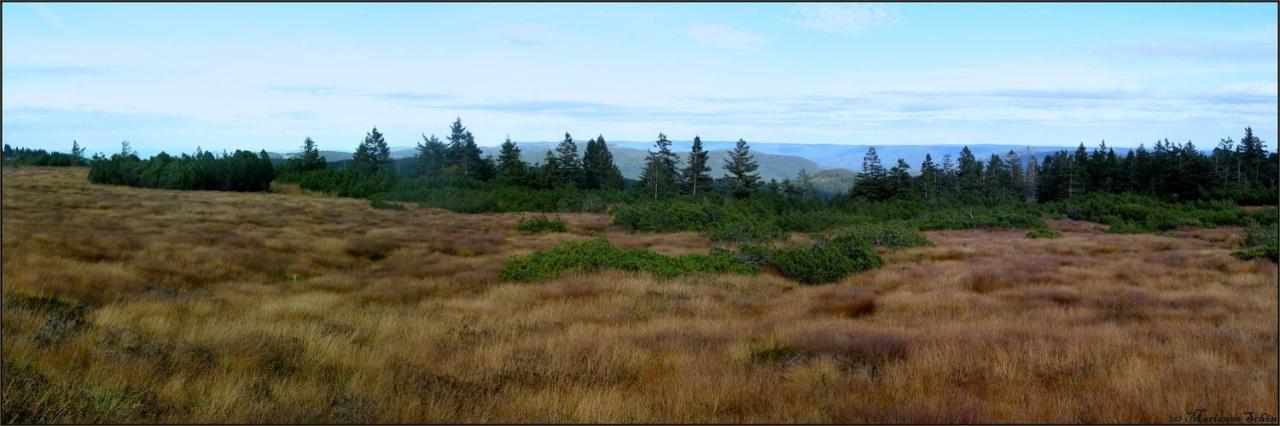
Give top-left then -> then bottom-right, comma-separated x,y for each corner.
516,216 -> 566,233
828,223 -> 933,249
769,240 -> 883,285
1048,193 -> 1250,234
499,237 -> 759,282
1025,229 -> 1063,239
1233,243 -> 1278,261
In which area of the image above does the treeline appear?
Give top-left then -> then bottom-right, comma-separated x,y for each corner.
2,142 -> 87,167
293,118 -> 785,204
87,142 -> 275,192
848,127 -> 1278,205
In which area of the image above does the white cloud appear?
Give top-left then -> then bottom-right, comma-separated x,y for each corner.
683,24 -> 766,49
791,3 -> 898,35
500,23 -> 566,46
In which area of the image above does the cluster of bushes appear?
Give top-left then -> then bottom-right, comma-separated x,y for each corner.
826,222 -> 935,249
88,150 -> 275,192
736,224 -> 931,284
1046,193 -> 1248,234
499,237 -> 759,282
1233,218 -> 1278,261
516,216 -> 567,233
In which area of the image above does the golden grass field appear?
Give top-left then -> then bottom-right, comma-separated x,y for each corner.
2,166 -> 1276,423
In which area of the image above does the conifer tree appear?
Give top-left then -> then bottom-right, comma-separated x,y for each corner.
681,136 -> 713,196
555,133 -> 582,186
722,138 -> 760,198
640,133 -> 681,199
496,136 -> 528,184
415,134 -> 448,177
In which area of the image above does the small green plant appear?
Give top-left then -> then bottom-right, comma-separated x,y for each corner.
499,237 -> 759,282
1026,229 -> 1063,239
516,215 -> 567,233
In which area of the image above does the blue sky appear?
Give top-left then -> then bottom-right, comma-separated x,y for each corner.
3,3 -> 1276,156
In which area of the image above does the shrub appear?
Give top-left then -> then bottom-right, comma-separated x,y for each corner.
516,216 -> 566,233
1026,229 -> 1063,239
770,240 -> 883,285
1233,244 -> 1278,261
499,237 -> 759,282
828,223 -> 933,249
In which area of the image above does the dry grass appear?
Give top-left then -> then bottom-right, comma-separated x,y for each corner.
3,167 -> 1276,423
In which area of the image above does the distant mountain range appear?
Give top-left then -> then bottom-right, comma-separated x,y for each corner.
271,141 -> 1125,186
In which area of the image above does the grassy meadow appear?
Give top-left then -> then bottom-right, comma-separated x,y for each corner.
2,166 -> 1276,423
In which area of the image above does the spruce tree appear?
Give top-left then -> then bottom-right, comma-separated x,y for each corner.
889,158 -> 911,198
555,133 -> 582,186
853,147 -> 888,200
540,149 -> 560,189
919,154 -> 940,200
722,138 -> 760,198
415,134 -> 448,177
497,136 -> 528,184
639,133 -> 681,199
582,135 -> 624,190
681,136 -> 713,196
797,168 -> 814,195
300,137 -> 326,172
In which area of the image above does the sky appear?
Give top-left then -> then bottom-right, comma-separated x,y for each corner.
3,3 -> 1277,156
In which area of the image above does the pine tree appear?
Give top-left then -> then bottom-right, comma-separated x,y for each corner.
853,147 -> 889,200
640,133 -> 681,198
722,138 -> 760,198
956,146 -> 982,196
1022,148 -> 1038,203
555,133 -> 582,187
681,136 -> 713,196
300,137 -> 326,172
71,140 -> 85,163
415,134 -> 448,177
540,149 -> 560,189
496,136 -> 528,184
446,118 -> 483,178
797,168 -> 814,195
889,158 -> 911,198
582,135 -> 624,190
919,154 -> 940,200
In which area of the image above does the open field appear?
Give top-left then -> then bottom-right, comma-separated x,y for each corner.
2,166 -> 1276,423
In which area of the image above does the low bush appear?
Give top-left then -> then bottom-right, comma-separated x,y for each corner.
828,223 -> 933,249
1233,243 -> 1278,261
516,216 -> 566,233
499,237 -> 759,282
1026,229 -> 1063,239
769,239 -> 883,285
1047,193 -> 1249,234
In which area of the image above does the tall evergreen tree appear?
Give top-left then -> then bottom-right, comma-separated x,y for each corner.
555,133 -> 582,186
640,133 -> 681,198
540,149 -> 560,189
722,138 -> 760,198
581,135 -> 624,190
496,136 -> 528,184
889,158 -> 912,197
299,137 -> 326,172
681,136 -> 713,196
415,134 -> 448,177
854,147 -> 890,200
956,146 -> 983,195
919,153 -> 941,200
